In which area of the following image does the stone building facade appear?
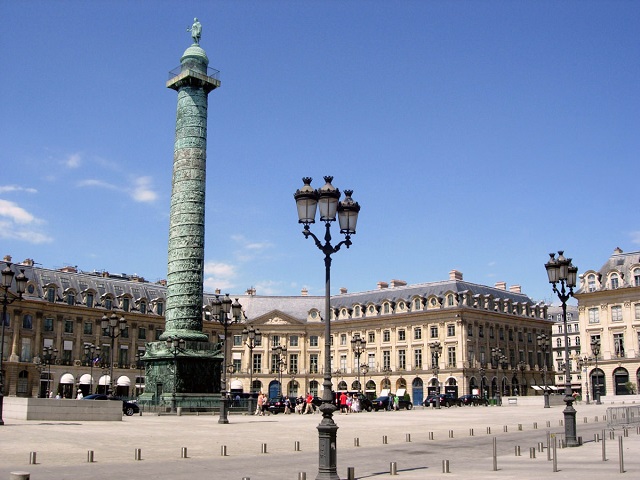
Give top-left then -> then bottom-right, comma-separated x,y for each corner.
575,247 -> 640,399
1,256 -> 553,404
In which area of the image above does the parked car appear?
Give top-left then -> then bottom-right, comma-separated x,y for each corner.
83,394 -> 140,416
372,394 -> 413,411
427,393 -> 458,408
266,397 -> 288,414
422,394 -> 437,407
458,394 -> 489,406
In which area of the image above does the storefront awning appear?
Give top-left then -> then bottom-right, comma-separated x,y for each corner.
79,374 -> 92,385
60,373 -> 75,384
116,376 -> 131,387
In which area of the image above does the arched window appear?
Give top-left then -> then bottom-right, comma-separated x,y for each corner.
588,274 -> 597,292
634,268 -> 640,287
610,273 -> 619,289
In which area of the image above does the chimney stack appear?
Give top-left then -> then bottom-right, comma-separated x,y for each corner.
449,270 -> 463,281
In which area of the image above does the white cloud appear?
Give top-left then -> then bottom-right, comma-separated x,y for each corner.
63,153 -> 82,169
203,261 -> 238,292
76,179 -> 119,190
0,185 -> 38,194
130,176 -> 158,203
0,201 -> 53,244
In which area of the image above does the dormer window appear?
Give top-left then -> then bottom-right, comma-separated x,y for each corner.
587,274 -> 597,292
383,303 -> 390,314
86,292 -> 94,308
46,287 -> 56,303
122,297 -> 130,312
354,306 -> 361,316
610,273 -> 619,289
156,301 -> 164,316
66,292 -> 75,306
104,297 -> 113,310
139,301 -> 147,314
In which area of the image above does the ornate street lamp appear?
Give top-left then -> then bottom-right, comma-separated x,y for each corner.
580,356 -> 591,404
0,263 -> 28,425
210,294 -> 242,424
242,326 -> 262,413
491,348 -> 502,405
135,351 -> 145,399
430,341 -> 442,408
499,355 -> 509,396
537,334 -> 551,408
101,313 -> 127,396
360,364 -> 369,394
351,335 -> 366,393
165,336 -> 186,413
591,338 -> 601,405
479,363 -> 487,399
545,250 -> 579,447
84,343 -> 100,395
294,176 -> 360,480
272,343 -> 288,397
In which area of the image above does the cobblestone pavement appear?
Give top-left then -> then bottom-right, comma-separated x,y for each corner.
1,402 -> 638,479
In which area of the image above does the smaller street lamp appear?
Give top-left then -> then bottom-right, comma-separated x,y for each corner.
101,313 -> 127,396
479,363 -> 487,399
499,355 -> 509,396
242,326 -> 262,412
84,343 -> 100,395
210,294 -> 243,424
43,346 -> 58,398
135,351 -> 145,399
430,341 -> 442,408
491,348 -> 502,405
537,334 -> 551,408
165,336 -> 186,413
518,361 -> 527,396
0,264 -> 28,425
580,356 -> 591,404
351,335 -> 366,393
591,338 -> 602,405
272,343 -> 288,397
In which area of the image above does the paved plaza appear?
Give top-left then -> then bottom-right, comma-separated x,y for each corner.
1,402 -> 638,479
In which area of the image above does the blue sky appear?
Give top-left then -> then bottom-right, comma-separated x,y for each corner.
1,1 -> 638,304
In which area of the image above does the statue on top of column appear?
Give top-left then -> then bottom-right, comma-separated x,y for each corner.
188,18 -> 202,45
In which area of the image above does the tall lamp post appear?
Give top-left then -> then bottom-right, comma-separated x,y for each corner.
0,264 -> 28,425
537,334 -> 551,408
43,346 -> 57,398
294,176 -> 360,480
242,326 -> 262,413
135,351 -> 145,398
101,313 -> 127,396
591,338 -> 601,405
351,336 -> 366,393
165,336 -> 186,413
479,364 -> 487,399
84,343 -> 100,395
580,356 -> 591,404
210,294 -> 242,424
499,355 -> 509,396
545,250 -> 579,447
273,343 -> 288,397
430,341 -> 442,409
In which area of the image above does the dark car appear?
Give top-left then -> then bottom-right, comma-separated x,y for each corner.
422,394 -> 437,407
83,394 -> 140,416
458,394 -> 489,406
267,396 -> 294,414
372,394 -> 413,411
427,393 -> 458,408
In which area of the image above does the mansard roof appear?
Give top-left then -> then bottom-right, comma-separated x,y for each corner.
330,279 -> 533,310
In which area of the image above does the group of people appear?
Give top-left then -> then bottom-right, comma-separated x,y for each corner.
338,392 -> 363,413
254,392 -> 317,415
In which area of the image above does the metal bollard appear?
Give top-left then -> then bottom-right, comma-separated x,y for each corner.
546,420 -> 550,428
623,428 -> 628,438
559,419 -> 563,426
298,473 -> 306,480
135,448 -> 142,461
294,441 -> 300,451
503,425 -> 508,433
221,445 -> 227,456
530,447 -> 536,459
584,416 -> 588,423
487,426 -> 491,434
382,435 -> 388,444
469,428 -> 474,436
610,430 -> 615,440
242,478 -> 250,480
492,437 -> 498,471
619,436 -> 624,473
347,467 -> 355,480
29,452 -> 36,465
442,459 -> 450,473
429,431 -> 434,440
595,433 -> 600,442
390,462 -> 398,475
449,430 -> 454,438
261,443 -> 268,454
181,447 -> 188,458
9,473 -> 30,480
552,437 -> 558,472
537,441 -> 544,452
518,424 -> 522,431
406,433 -> 411,442
87,450 -> 94,463
354,438 -> 360,447
602,430 -> 607,461
533,422 -> 538,429
515,445 -> 521,456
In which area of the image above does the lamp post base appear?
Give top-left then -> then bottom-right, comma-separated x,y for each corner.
563,399 -> 579,447
218,397 -> 229,424
544,392 -> 550,408
316,402 -> 339,480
